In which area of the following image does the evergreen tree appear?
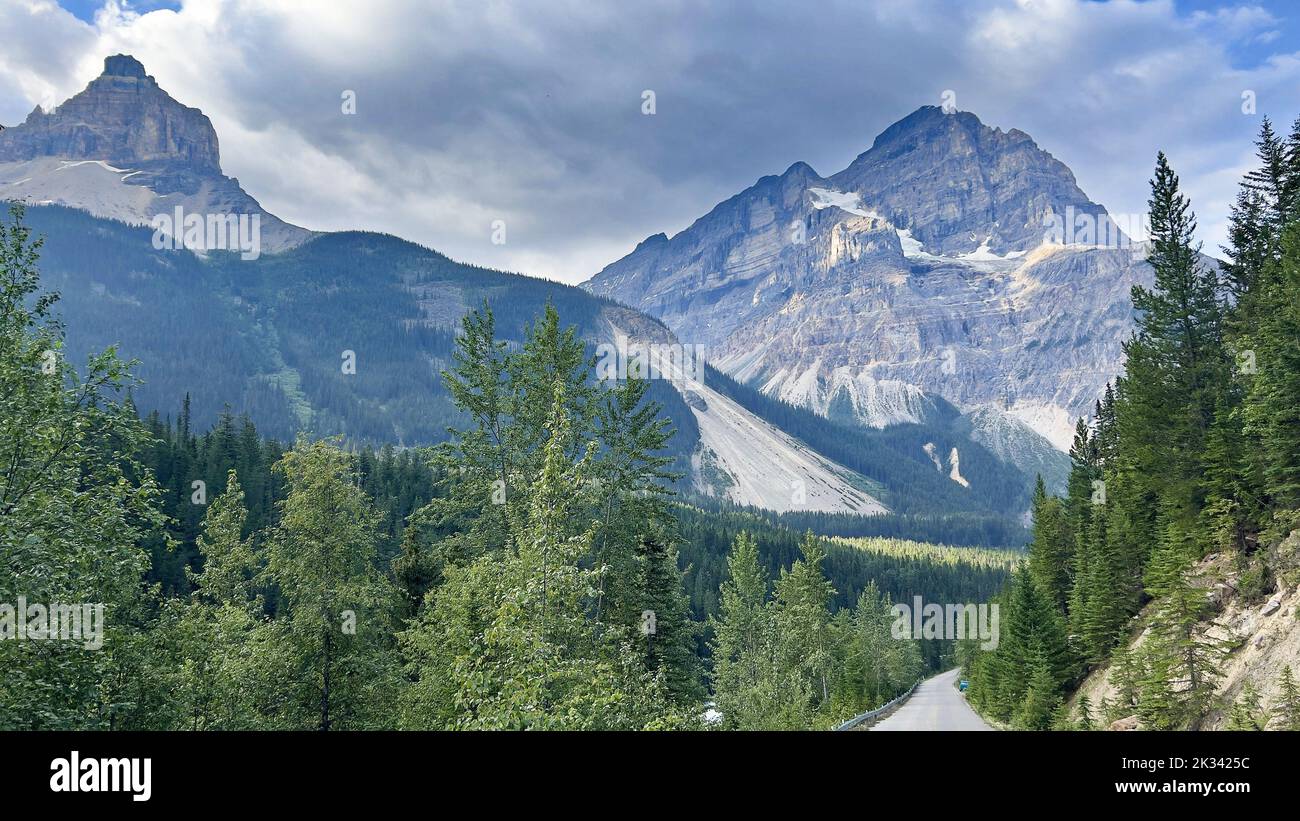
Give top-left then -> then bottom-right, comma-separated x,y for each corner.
1135,635 -> 1179,730
709,532 -> 792,729
975,567 -> 1072,723
589,372 -> 679,654
1273,665 -> 1300,730
1076,693 -> 1095,730
1014,652 -> 1063,730
1120,152 -> 1228,540
1243,118 -> 1291,242
167,473 -> 289,730
399,379 -> 681,729
773,532 -> 837,715
1109,645 -> 1141,716
1096,693 -> 1115,724
1225,681 -> 1267,730
1027,474 -> 1072,614
838,582 -> 922,713
634,534 -> 704,705
1141,528 -> 1222,728
439,303 -> 516,554
1241,224 -> 1300,510
189,471 -> 257,606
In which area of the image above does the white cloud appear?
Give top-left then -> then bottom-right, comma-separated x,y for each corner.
1190,4 -> 1278,39
2,0 -> 1299,283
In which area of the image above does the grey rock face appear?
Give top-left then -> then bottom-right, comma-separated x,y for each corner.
584,106 -> 1152,451
0,55 -> 220,176
829,106 -> 1111,256
0,55 -> 310,253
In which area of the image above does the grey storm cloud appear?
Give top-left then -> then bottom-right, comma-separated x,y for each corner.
3,0 -> 1300,282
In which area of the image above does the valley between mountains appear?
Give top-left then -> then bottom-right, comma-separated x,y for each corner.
0,55 -> 1149,533
6,44 -> 1300,736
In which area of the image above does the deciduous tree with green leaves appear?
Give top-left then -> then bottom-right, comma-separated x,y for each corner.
0,204 -> 167,729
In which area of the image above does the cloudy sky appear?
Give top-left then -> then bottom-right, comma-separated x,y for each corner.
2,0 -> 1299,283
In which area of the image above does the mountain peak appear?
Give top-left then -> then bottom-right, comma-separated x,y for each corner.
0,53 -> 312,253
781,160 -> 818,179
0,53 -> 220,175
870,105 -> 1003,151
103,54 -> 149,80
829,104 -> 1105,255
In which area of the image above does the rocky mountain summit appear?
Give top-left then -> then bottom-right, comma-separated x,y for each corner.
0,55 -> 310,252
828,106 -> 1111,256
583,107 -> 1151,455
0,55 -> 220,174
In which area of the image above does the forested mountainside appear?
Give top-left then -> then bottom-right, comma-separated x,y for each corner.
24,204 -> 700,459
26,201 -> 1047,536
1,207 -> 1011,728
127,396 -> 1012,673
3,54 -> 1065,534
963,120 -> 1300,731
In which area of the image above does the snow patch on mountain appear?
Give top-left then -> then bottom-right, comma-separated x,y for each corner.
3,157 -> 156,223
897,227 -> 1027,271
808,186 -> 876,219
1,156 -> 311,254
56,160 -> 134,174
896,227 -> 927,258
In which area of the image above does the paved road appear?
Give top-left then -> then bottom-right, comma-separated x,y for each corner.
869,668 -> 992,731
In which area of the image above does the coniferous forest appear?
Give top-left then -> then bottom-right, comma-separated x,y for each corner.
965,124 -> 1300,731
0,208 -> 1007,729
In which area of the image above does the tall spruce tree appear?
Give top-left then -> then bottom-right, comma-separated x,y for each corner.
709,531 -> 808,729
635,534 -> 704,705
1121,152 -> 1228,536
975,567 -> 1072,723
1027,474 -> 1072,614
772,532 -> 837,720
1141,521 -> 1222,728
1240,224 -> 1300,510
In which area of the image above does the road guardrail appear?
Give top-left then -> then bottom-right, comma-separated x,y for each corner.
832,680 -> 920,731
